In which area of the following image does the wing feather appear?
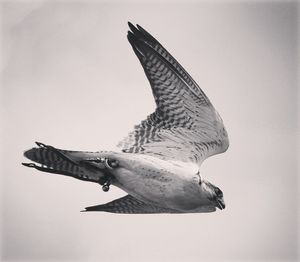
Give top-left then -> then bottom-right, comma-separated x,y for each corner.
119,23 -> 229,165
84,195 -> 181,214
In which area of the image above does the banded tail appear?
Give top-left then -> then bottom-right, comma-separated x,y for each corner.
23,142 -> 112,185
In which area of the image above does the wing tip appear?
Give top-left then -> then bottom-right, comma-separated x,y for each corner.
127,21 -> 156,45
82,205 -> 105,212
127,21 -> 136,32
127,29 -> 146,58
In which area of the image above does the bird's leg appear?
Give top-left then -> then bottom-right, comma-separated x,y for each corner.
84,157 -> 119,169
100,158 -> 118,192
83,157 -> 119,192
102,176 -> 112,192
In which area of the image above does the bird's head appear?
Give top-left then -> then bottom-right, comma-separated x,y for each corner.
196,173 -> 225,211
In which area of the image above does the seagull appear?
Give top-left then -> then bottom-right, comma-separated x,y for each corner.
23,22 -> 229,214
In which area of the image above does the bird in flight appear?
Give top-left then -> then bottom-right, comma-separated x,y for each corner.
23,22 -> 229,214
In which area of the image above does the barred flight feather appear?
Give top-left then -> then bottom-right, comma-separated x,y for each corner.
118,23 -> 229,166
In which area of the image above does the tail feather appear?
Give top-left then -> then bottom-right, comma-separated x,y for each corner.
23,142 -> 109,184
24,143 -> 82,176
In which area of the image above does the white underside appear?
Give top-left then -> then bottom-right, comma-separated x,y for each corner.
109,153 -> 213,212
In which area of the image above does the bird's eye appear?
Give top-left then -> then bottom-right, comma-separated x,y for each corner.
215,187 -> 223,197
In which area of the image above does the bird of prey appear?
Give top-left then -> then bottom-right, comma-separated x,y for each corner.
23,22 -> 229,214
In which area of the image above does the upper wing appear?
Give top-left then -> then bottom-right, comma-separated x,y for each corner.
118,22 -> 229,165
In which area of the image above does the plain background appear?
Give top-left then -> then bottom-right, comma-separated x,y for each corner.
1,1 -> 299,261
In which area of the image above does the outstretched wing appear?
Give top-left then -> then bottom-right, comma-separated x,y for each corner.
118,22 -> 229,165
83,195 -> 181,214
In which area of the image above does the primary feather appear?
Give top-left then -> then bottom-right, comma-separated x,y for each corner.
119,23 -> 229,165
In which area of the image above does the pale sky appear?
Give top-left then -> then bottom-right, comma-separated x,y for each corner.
1,1 -> 298,261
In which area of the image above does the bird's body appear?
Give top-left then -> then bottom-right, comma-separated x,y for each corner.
106,153 -> 207,212
23,22 -> 229,214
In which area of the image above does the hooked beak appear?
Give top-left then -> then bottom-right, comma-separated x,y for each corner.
216,198 -> 226,210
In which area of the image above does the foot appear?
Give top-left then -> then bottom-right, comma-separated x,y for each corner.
102,176 -> 112,192
84,157 -> 118,192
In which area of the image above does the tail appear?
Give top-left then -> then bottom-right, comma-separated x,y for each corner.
23,142 -> 113,184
